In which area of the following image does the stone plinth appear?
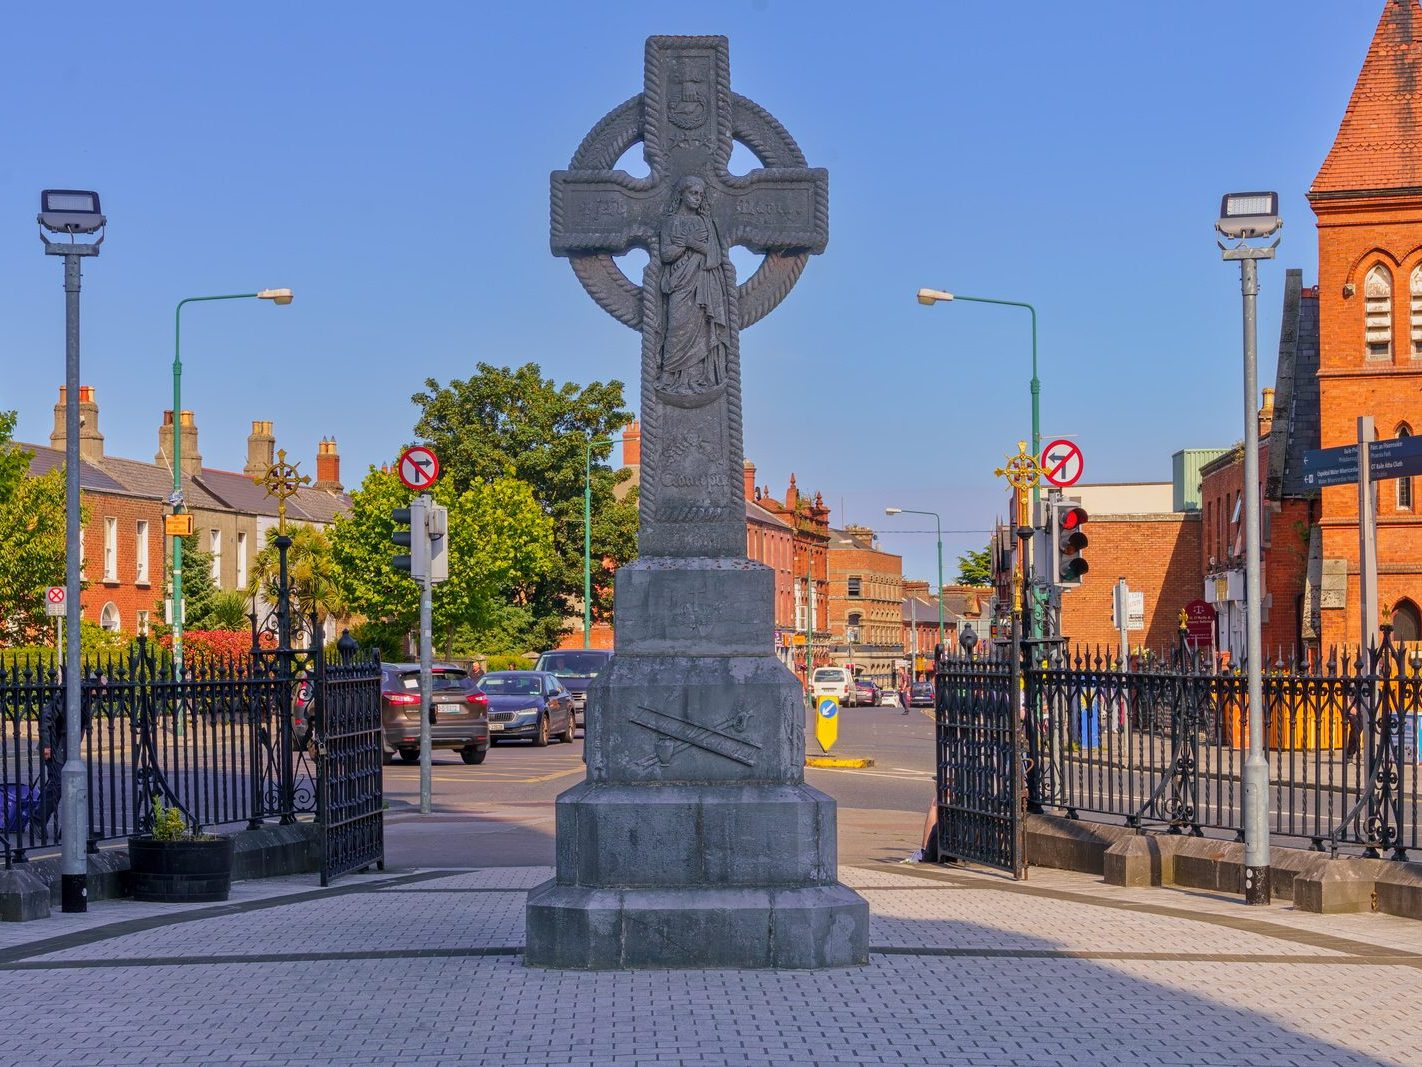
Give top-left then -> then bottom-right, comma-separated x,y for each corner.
525,560 -> 868,968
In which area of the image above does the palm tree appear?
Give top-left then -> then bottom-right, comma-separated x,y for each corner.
249,525 -> 347,635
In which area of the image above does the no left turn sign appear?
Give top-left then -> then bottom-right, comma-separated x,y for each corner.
397,446 -> 440,492
1040,439 -> 1085,488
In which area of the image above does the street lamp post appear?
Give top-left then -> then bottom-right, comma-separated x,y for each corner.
170,290 -> 292,672
884,507 -> 944,650
39,189 -> 106,914
916,289 -> 1040,500
1217,191 -> 1282,906
583,434 -> 625,648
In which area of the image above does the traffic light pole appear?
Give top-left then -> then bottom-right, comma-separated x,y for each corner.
418,492 -> 434,816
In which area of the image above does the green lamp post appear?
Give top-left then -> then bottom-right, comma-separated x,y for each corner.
170,289 -> 292,673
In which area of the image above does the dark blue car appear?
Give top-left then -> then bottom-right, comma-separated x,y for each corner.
479,671 -> 577,747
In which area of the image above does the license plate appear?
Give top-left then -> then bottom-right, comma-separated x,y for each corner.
488,723 -> 503,731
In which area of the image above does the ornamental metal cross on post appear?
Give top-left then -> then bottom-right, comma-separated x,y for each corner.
253,449 -> 311,534
551,34 -> 828,558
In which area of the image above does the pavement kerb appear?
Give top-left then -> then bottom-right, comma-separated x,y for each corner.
0,867 -> 463,967
805,756 -> 875,768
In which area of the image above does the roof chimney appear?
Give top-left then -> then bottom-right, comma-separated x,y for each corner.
1258,387 -> 1276,437
244,420 -> 275,477
743,458 -> 756,501
622,420 -> 641,469
157,409 -> 203,478
786,473 -> 799,510
315,437 -> 343,490
49,385 -> 105,462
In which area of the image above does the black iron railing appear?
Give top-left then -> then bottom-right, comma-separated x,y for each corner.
938,627 -> 1422,861
0,640 -> 318,869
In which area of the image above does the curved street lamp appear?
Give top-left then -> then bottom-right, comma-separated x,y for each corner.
885,506 -> 943,650
170,289 -> 294,672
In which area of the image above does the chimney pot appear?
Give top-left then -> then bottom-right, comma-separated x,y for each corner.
315,436 -> 342,491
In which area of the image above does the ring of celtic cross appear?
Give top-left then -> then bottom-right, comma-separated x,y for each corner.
564,92 -> 813,331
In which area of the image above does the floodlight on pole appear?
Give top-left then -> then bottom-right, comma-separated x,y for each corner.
40,187 -> 105,914
1218,188 -> 1280,906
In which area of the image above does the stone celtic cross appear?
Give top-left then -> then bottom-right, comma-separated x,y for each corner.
551,35 -> 828,558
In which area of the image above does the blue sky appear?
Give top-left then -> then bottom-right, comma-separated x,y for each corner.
0,2 -> 1387,585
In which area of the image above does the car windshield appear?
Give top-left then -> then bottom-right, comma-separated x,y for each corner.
535,652 -> 609,679
478,674 -> 543,696
812,669 -> 844,683
396,670 -> 468,691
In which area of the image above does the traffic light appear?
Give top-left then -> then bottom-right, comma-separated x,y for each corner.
1052,503 -> 1089,586
391,497 -> 429,582
426,501 -> 449,584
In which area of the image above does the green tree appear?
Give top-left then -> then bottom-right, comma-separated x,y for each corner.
249,524 -> 346,631
176,532 -> 221,630
0,412 -> 73,644
411,363 -> 635,647
331,467 -> 555,657
956,544 -> 993,587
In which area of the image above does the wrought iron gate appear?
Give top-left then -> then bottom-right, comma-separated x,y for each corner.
315,643 -> 384,885
934,640 -> 1027,877
252,529 -> 384,886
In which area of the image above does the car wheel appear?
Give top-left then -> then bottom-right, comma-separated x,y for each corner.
381,750 -> 396,766
533,714 -> 550,747
399,748 -> 420,763
460,745 -> 487,765
559,710 -> 576,744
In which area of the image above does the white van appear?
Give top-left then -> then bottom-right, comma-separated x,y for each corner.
810,666 -> 855,706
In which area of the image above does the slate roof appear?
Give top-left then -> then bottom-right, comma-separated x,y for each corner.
25,445 -> 135,497
1312,1 -> 1422,197
1265,270 -> 1322,501
21,444 -> 350,523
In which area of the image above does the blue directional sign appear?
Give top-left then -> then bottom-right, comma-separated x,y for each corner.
1301,435 -> 1422,488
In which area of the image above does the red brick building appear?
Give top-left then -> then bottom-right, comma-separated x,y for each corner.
752,470 -> 831,683
742,461 -> 796,652
826,525 -> 903,683
1310,0 -> 1422,647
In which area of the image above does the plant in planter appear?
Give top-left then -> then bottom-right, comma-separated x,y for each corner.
128,796 -> 235,904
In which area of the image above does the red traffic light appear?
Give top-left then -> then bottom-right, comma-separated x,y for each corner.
1060,506 -> 1087,531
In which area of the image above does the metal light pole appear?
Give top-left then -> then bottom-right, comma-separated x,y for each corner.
170,290 -> 292,672
917,290 -> 1040,502
885,507 -> 944,649
583,434 -> 624,648
39,190 -> 105,913
1217,191 -> 1281,906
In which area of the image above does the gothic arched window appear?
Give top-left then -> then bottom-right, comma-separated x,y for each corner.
1399,425 -> 1414,511
1411,265 -> 1422,357
1366,265 -> 1393,360
1392,598 -> 1421,643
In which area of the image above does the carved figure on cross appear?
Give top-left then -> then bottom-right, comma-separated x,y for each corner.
550,35 -> 828,559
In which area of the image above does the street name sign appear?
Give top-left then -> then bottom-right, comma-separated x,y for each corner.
1040,439 -> 1084,488
1301,435 -> 1422,489
397,446 -> 440,492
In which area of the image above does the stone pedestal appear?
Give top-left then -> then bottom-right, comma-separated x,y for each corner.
525,559 -> 868,968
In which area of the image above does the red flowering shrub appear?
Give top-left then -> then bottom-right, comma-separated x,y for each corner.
153,629 -> 274,658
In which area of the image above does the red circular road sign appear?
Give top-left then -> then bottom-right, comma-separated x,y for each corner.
1040,439 -> 1085,488
397,446 -> 440,491
47,586 -> 65,604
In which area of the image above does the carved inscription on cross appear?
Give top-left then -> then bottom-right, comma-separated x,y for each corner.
551,35 -> 828,559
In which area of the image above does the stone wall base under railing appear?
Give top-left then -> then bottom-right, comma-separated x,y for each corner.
1,822 -> 321,922
1023,813 -> 1422,919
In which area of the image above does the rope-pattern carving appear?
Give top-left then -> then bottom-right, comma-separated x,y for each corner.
638,262 -> 660,531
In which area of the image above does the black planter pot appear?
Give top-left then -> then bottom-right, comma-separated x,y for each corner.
128,835 -> 235,903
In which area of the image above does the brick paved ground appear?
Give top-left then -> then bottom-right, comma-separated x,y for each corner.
5,861 -> 1422,1066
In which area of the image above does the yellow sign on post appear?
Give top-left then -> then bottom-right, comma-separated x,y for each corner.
814,696 -> 840,753
164,513 -> 193,537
